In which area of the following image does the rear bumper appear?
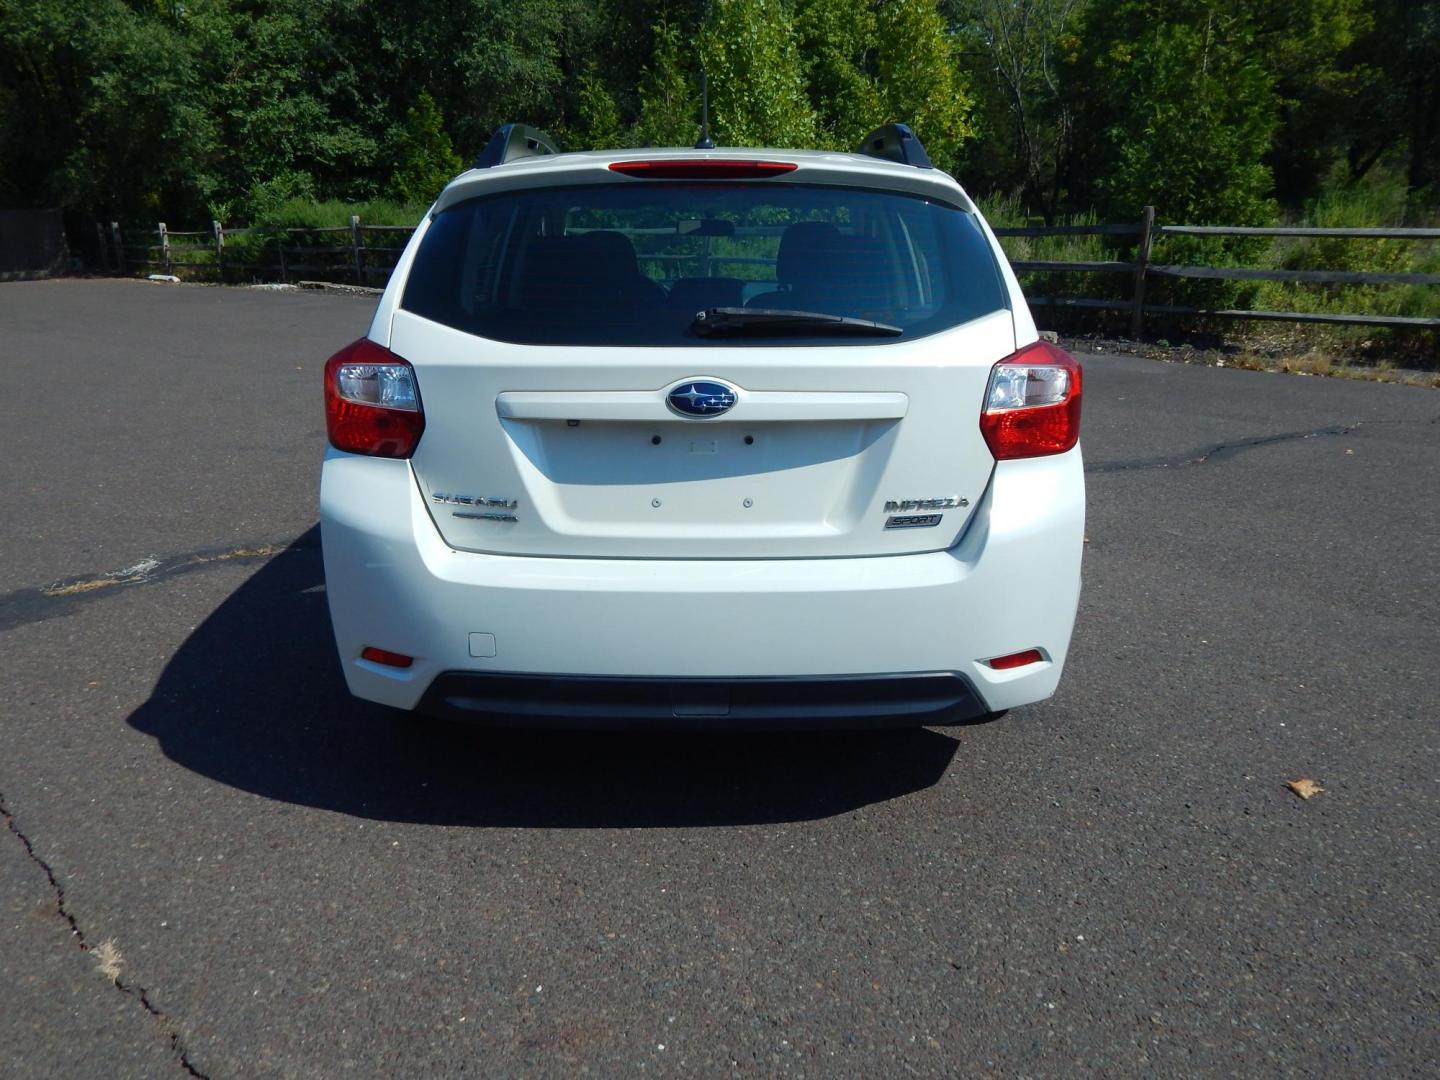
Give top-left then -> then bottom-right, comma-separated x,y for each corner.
417,671 -> 989,730
320,446 -> 1085,724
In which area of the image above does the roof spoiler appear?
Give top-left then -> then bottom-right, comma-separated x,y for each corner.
856,124 -> 933,169
473,123 -> 561,169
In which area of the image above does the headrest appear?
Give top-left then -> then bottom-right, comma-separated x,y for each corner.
776,222 -> 845,285
573,230 -> 641,276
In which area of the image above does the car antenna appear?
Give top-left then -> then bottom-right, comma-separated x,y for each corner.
694,70 -> 715,150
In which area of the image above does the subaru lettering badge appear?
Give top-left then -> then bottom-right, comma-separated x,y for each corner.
667,380 -> 738,418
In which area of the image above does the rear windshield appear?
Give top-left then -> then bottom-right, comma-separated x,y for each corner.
401,182 -> 1009,346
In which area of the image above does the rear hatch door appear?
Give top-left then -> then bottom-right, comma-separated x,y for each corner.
396,313 -> 1011,559
392,166 -> 1016,559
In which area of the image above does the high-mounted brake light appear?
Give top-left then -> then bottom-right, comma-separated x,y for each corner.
979,340 -> 1082,460
324,338 -> 425,458
608,160 -> 798,180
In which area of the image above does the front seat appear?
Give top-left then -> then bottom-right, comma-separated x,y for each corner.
570,230 -> 667,308
745,222 -> 846,310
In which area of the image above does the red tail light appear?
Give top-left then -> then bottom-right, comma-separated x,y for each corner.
979,340 -> 1082,460
324,338 -> 425,458
608,160 -> 798,179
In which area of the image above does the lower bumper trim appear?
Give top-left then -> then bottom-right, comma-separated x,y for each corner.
415,671 -> 988,730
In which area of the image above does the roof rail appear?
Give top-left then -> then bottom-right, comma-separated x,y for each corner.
473,123 -> 561,169
856,124 -> 933,169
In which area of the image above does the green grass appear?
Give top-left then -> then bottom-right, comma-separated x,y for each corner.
1255,173 -> 1440,320
979,196 -> 1130,332
121,198 -> 429,284
979,172 -> 1439,363
979,194 -> 1113,280
246,197 -> 428,230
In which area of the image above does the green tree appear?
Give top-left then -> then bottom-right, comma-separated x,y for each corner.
950,0 -> 1086,217
0,0 -> 217,218
367,0 -> 575,154
1338,0 -> 1440,201
5,0 -> 1432,244
700,0 -> 818,146
572,74 -> 625,149
795,0 -> 883,150
387,91 -> 464,203
187,0 -> 378,218
1067,0 -> 1279,223
793,0 -> 975,167
1254,0 -> 1372,206
633,15 -> 701,147
873,0 -> 975,171
1395,0 -> 1440,196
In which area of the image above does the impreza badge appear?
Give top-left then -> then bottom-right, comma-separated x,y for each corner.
883,496 -> 968,512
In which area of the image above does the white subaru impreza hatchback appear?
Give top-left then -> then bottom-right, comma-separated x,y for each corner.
320,123 -> 1084,728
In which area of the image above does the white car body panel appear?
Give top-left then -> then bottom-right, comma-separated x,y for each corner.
432,149 -> 980,213
320,446 -> 1084,712
327,145 -> 1085,725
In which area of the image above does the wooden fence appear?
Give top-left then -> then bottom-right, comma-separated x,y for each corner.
95,209 -> 1440,333
94,216 -> 412,287
994,208 -> 1440,334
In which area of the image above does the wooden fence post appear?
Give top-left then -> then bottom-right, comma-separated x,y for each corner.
111,222 -> 126,275
1130,205 -> 1155,338
277,234 -> 288,284
95,222 -> 110,273
350,214 -> 363,284
158,222 -> 171,275
212,220 -> 224,280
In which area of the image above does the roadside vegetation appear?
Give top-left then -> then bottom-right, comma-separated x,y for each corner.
237,198 -> 428,231
985,172 -> 1438,365
1,0 -> 1435,362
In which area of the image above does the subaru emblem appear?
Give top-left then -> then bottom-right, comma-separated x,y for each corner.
667,380 -> 738,418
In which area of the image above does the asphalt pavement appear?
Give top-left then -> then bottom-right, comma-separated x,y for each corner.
2,278 -> 1437,1078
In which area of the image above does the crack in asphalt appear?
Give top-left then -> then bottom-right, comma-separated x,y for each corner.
0,536 -> 320,634
1085,415 -> 1438,474
1086,423 -> 1360,473
1,789 -> 211,1079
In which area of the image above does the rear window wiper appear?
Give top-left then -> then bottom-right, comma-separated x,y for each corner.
692,307 -> 903,338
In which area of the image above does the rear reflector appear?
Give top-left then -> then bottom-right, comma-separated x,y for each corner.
987,649 -> 1044,670
324,338 -> 425,458
608,160 -> 798,179
361,647 -> 414,669
979,340 -> 1082,460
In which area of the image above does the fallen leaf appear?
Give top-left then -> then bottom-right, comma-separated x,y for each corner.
1286,778 -> 1325,800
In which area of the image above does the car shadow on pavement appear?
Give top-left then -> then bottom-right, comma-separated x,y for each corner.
127,527 -> 965,828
